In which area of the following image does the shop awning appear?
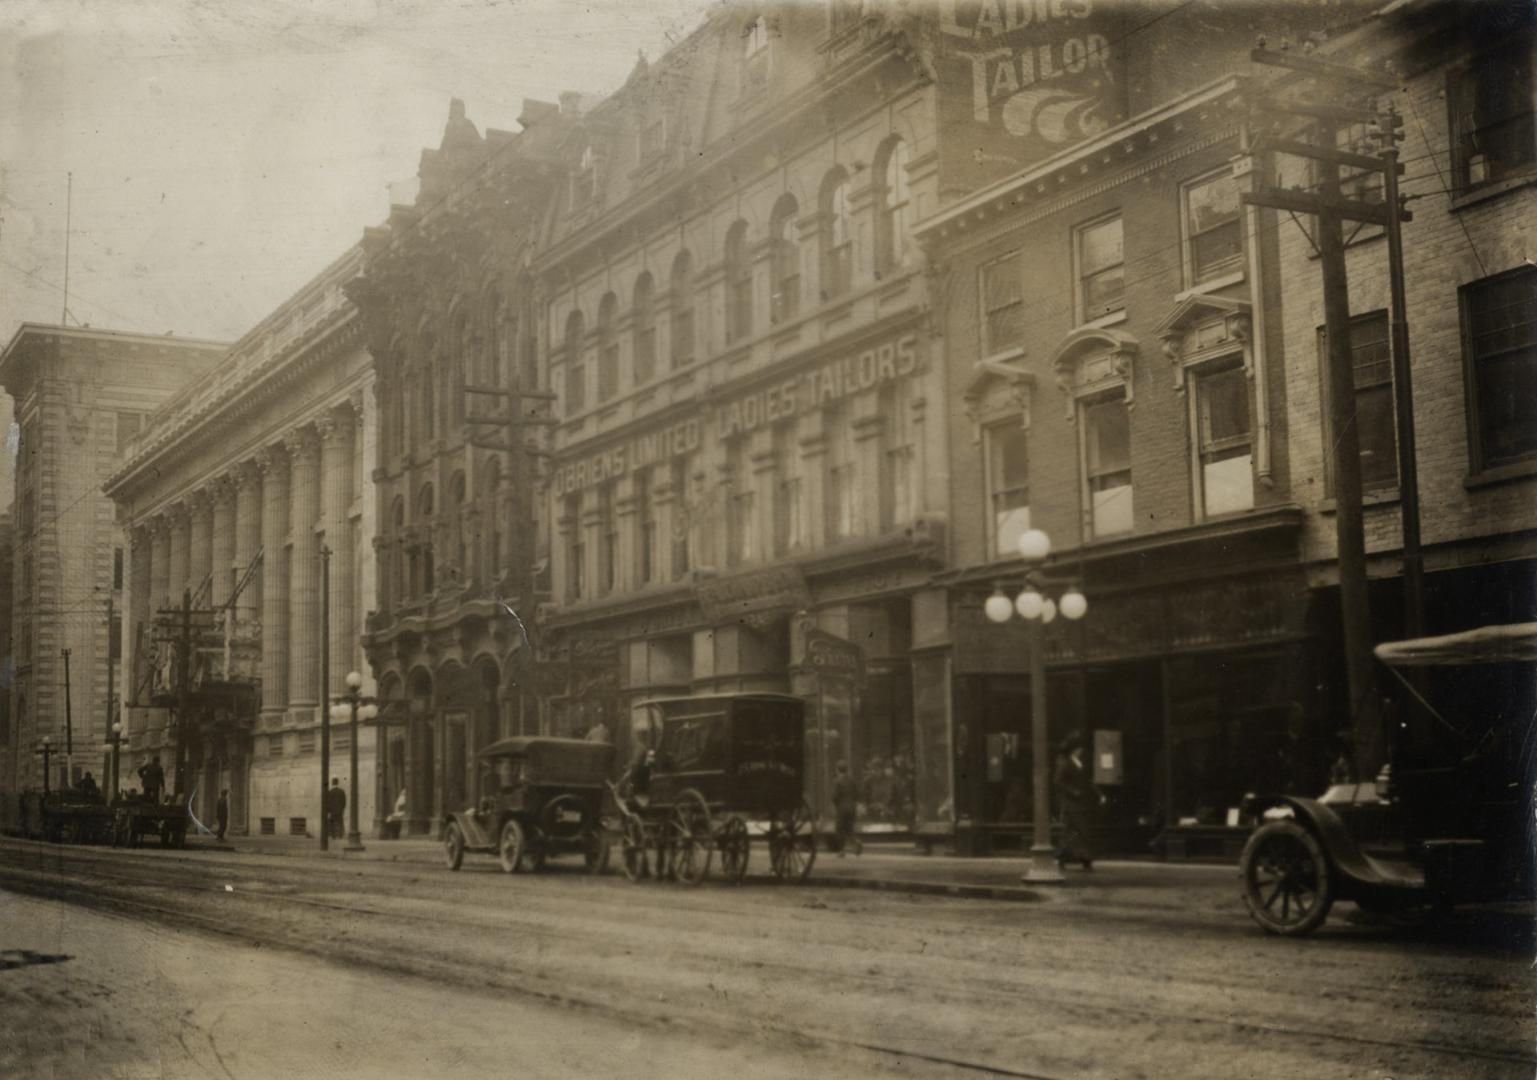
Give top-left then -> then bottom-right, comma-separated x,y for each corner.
1374,623 -> 1537,667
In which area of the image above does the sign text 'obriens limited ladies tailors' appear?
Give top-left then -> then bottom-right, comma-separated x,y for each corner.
550,332 -> 921,496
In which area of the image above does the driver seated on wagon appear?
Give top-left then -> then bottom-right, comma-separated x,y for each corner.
617,745 -> 655,810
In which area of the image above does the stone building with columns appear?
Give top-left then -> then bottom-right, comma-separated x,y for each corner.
104,247 -> 377,837
346,99 -> 564,836
0,325 -> 226,811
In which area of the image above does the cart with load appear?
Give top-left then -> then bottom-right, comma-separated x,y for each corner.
18,789 -> 114,845
442,736 -> 614,873
1239,622 -> 1536,935
110,794 -> 190,848
610,692 -> 817,886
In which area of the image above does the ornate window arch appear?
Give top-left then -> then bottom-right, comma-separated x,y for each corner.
725,220 -> 753,343
596,292 -> 619,401
1050,327 -> 1140,538
632,272 -> 656,384
563,308 -> 586,414
875,136 -> 912,274
820,167 -> 852,300
769,194 -> 800,323
670,250 -> 695,367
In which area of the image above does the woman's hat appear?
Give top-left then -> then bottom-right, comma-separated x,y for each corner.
1059,730 -> 1086,752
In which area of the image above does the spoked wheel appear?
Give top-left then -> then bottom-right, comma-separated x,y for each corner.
1240,820 -> 1334,936
443,822 -> 465,871
621,816 -> 648,883
769,801 -> 818,883
583,827 -> 611,874
717,816 -> 750,884
672,790 -> 714,887
498,818 -> 527,874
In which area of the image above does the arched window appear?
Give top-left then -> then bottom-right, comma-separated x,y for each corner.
633,273 -> 656,384
483,457 -> 502,579
450,310 -> 469,427
419,330 -> 437,445
449,471 -> 467,585
821,169 -> 852,300
670,250 -> 695,368
564,309 -> 586,414
769,194 -> 800,324
391,496 -> 407,603
725,220 -> 752,343
596,292 -> 619,401
484,293 -> 505,388
876,137 -> 912,274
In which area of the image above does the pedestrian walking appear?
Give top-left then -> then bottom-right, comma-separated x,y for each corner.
326,777 -> 346,839
832,760 -> 862,857
216,789 -> 229,841
1054,732 -> 1102,870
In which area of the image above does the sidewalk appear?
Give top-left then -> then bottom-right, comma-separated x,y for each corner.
198,832 -> 1240,911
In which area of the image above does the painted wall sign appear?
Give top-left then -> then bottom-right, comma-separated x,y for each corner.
936,0 -> 1127,188
551,330 -> 922,495
694,566 -> 813,626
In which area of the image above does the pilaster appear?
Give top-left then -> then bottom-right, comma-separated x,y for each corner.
284,425 -> 322,711
255,446 -> 290,719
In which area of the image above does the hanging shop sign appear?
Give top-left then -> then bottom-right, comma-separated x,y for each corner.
549,330 -> 922,496
802,627 -> 865,682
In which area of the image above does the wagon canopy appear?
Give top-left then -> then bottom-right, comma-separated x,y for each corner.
1374,623 -> 1537,667
477,737 -> 615,785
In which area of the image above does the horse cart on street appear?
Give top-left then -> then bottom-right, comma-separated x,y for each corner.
443,736 -> 614,873
110,796 -> 190,849
610,692 -> 817,886
1239,622 -> 1537,935
18,790 -> 113,845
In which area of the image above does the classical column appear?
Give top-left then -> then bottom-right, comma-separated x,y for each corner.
166,503 -> 190,606
285,425 -> 322,711
149,516 -> 171,610
319,406 -> 355,695
189,489 -> 214,598
256,447 -> 290,719
232,462 -> 261,623
209,478 -> 235,607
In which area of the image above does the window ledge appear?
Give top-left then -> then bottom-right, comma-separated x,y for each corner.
1176,270 -> 1245,301
1450,172 -> 1537,212
1464,459 -> 1537,490
1077,309 -> 1128,332
979,345 -> 1029,366
1317,489 -> 1401,514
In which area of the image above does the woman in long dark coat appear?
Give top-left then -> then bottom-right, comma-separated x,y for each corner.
1054,732 -> 1101,870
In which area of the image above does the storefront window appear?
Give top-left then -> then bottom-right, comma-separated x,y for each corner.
911,653 -> 953,830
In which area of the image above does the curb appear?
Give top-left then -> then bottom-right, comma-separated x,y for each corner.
804,873 -> 1043,903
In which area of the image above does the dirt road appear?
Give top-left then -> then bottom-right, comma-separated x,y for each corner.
2,838 -> 1530,1079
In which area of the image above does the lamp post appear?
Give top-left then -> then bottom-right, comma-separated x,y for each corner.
984,527 -> 1088,885
331,671 -> 377,853
108,721 -> 123,802
37,735 -> 53,797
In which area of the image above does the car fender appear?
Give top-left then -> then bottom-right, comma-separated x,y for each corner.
1243,794 -> 1421,897
445,808 -> 496,850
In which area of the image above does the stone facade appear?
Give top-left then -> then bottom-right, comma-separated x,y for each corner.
103,249 -> 377,837
0,326 -> 225,813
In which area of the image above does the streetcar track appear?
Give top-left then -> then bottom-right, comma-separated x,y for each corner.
4,850 -> 1530,1073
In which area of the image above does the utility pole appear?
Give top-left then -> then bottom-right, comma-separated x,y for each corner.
175,588 -> 193,796
61,647 -> 73,788
1239,46 -> 1416,779
320,545 -> 331,852
105,596 -> 116,795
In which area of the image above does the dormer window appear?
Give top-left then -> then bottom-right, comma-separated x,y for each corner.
573,146 -> 598,207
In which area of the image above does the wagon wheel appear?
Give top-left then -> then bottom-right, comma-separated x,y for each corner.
443,822 -> 465,871
583,827 -> 611,874
620,816 -> 649,883
1240,820 -> 1334,936
498,818 -> 528,874
672,789 -> 714,887
717,816 -> 750,884
769,801 -> 817,883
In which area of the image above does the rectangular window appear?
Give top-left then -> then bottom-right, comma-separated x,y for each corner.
598,341 -> 619,401
1449,42 -> 1536,193
1077,215 -> 1125,320
1319,311 -> 1397,492
775,475 -> 801,556
743,16 -> 771,91
112,547 -> 124,591
565,361 -> 586,415
987,422 -> 1030,558
1462,266 -> 1537,471
1183,170 -> 1243,285
881,446 -> 913,532
826,464 -> 856,543
565,494 -> 584,602
729,271 -> 752,344
109,613 -> 122,662
728,487 -> 755,567
635,322 -> 656,385
1193,362 -> 1254,517
636,470 -> 654,585
671,305 -> 694,368
598,484 -> 616,595
115,412 -> 143,455
1083,391 -> 1133,537
981,254 -> 1025,355
670,461 -> 691,578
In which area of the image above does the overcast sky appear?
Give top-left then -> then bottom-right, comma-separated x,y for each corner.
0,0 -> 716,345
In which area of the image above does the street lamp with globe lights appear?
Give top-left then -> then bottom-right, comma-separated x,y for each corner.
108,721 -> 124,802
331,671 -> 377,852
36,735 -> 53,797
984,527 -> 1088,884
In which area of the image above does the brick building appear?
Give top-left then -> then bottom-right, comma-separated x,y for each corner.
0,325 -> 225,807
104,249 -> 377,837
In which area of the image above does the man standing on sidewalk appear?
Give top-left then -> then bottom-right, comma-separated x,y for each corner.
215,789 -> 229,841
326,778 -> 346,840
832,761 -> 862,857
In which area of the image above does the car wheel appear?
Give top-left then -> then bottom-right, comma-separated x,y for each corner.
443,822 -> 465,871
1240,819 -> 1334,936
499,818 -> 527,874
